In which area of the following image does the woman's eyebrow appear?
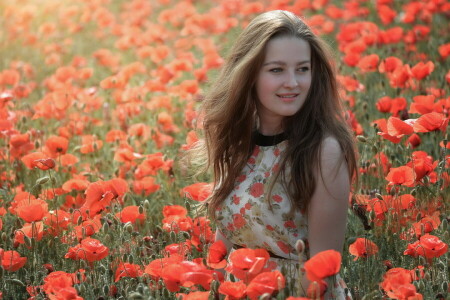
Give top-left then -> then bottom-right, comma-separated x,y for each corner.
263,60 -> 311,66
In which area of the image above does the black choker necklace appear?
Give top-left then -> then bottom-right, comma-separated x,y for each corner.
253,131 -> 287,146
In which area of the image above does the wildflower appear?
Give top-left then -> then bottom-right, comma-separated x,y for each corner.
114,262 -> 143,282
303,250 -> 341,284
385,166 -> 415,186
226,248 -> 270,282
349,238 -> 379,260
413,112 -> 448,133
115,205 -> 145,224
1,250 -> 27,271
246,271 -> 285,300
16,198 -> 48,222
181,182 -> 212,202
403,234 -> 448,259
219,281 -> 247,299
65,237 -> 109,262
206,240 -> 228,269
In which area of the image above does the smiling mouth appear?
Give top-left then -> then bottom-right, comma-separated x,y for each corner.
277,94 -> 299,99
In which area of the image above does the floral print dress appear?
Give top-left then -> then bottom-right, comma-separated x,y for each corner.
215,132 -> 352,299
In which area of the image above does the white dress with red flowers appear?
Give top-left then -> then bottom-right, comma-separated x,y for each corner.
215,133 -> 351,299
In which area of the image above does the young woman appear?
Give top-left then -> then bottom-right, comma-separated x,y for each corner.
194,10 -> 357,298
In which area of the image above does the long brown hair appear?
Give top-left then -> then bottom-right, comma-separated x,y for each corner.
192,10 -> 357,219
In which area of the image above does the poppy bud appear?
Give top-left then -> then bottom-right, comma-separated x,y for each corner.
124,222 -> 133,234
169,231 -> 177,242
356,135 -> 367,143
36,176 -> 50,185
441,219 -> 448,231
143,200 -> 150,210
375,193 -> 383,200
184,201 -> 191,211
103,285 -> 109,295
102,221 -> 109,233
295,239 -> 305,255
211,280 -> 220,293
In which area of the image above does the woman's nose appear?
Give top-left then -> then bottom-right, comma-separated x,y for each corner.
284,72 -> 298,88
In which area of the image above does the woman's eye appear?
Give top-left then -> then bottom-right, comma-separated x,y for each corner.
297,67 -> 310,72
269,68 -> 282,73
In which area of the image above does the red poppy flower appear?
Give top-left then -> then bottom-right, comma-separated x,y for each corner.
374,119 -> 401,143
34,158 -> 56,170
163,205 -> 187,218
378,56 -> 403,73
115,262 -> 143,282
83,178 -> 128,216
385,166 -> 415,186
226,248 -> 270,282
404,234 -> 448,259
190,217 -> 214,250
413,112 -> 448,133
144,254 -> 184,280
79,135 -> 103,154
116,205 -> 145,224
45,135 -> 69,157
74,215 -> 102,240
16,198 -> 48,222
246,270 -> 286,300
380,267 -> 412,294
411,61 -> 434,80
21,151 -> 47,169
44,209 -> 71,236
176,291 -> 210,300
219,281 -> 247,299
387,117 -> 414,137
303,250 -> 341,283
133,176 -> 160,196
349,238 -> 379,260
181,182 -> 212,202
65,237 -> 109,262
407,133 -> 421,148
412,212 -> 441,237
406,151 -> 437,181
206,240 -> 227,269
14,222 -> 45,246
1,250 -> 27,271
42,271 -> 74,296
386,283 -> 423,300
357,54 -> 379,72
409,95 -> 440,115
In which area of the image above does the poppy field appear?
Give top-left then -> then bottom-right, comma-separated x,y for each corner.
0,0 -> 449,299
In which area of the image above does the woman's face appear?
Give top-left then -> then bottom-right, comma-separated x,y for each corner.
255,36 -> 312,135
